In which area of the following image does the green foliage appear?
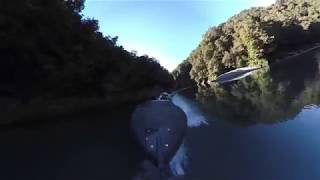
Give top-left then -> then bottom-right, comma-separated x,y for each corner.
174,0 -> 320,88
0,0 -> 174,105
64,0 -> 85,12
196,47 -> 320,125
172,59 -> 196,89
196,69 -> 316,125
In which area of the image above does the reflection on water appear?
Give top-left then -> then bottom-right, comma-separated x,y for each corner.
196,48 -> 320,125
177,48 -> 320,179
133,48 -> 320,180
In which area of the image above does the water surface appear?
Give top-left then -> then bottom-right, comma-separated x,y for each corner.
2,49 -> 320,180
178,48 -> 320,179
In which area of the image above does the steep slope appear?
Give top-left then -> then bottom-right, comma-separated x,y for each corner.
0,0 -> 174,123
173,0 -> 320,88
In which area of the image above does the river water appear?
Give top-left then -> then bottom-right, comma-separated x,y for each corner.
2,49 -> 320,180
169,48 -> 320,179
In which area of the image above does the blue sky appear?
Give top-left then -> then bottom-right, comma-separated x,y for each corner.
83,0 -> 275,71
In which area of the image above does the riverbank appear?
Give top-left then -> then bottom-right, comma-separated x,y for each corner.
0,86 -> 166,126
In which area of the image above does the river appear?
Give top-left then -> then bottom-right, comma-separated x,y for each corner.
2,49 -> 320,180
167,47 -> 320,179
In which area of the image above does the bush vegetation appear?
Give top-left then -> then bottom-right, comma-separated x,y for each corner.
173,0 -> 320,88
0,0 -> 174,123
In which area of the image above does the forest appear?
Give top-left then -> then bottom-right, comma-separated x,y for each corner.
173,0 -> 320,88
0,0 -> 174,123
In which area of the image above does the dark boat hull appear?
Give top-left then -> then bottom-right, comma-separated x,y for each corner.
131,100 -> 187,167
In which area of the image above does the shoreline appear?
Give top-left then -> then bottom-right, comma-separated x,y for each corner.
0,86 -> 167,127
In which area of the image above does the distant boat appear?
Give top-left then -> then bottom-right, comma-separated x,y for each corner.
212,66 -> 261,84
131,93 -> 187,168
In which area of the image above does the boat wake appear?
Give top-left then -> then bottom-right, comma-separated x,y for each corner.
172,94 -> 208,127
169,142 -> 187,176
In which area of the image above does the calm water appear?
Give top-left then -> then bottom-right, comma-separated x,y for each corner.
2,49 -> 320,180
170,48 -> 320,180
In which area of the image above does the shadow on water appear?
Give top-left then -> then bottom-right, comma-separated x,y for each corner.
0,92 -> 209,180
0,107 -> 145,180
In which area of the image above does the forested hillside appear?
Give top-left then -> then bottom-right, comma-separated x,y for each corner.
173,0 -> 320,88
0,0 -> 174,123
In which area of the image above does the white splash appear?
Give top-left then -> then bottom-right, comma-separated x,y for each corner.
169,143 -> 187,176
167,94 -> 208,177
172,94 -> 208,127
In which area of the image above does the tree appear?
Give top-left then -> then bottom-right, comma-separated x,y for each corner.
64,0 -> 85,13
174,0 -> 320,89
0,0 -> 174,105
